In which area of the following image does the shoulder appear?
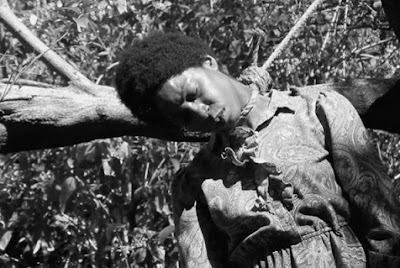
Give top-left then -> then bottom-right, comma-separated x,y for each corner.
171,145 -> 214,207
294,86 -> 353,107
285,87 -> 357,117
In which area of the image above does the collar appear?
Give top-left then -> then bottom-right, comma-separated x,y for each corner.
207,88 -> 300,157
240,88 -> 299,130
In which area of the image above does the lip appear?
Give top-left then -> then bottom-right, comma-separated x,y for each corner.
214,108 -> 225,122
189,108 -> 225,132
207,106 -> 224,119
213,108 -> 227,130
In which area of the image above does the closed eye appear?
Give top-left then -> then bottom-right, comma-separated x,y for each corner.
185,87 -> 198,102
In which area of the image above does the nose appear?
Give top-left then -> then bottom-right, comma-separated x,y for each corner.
181,101 -> 210,119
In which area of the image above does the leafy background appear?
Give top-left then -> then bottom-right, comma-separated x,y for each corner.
0,0 -> 400,267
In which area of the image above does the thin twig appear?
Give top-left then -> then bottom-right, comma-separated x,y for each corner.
351,37 -> 395,55
320,3 -> 341,53
0,1 -> 94,90
95,61 -> 119,85
0,31 -> 69,102
116,233 -> 131,268
342,0 -> 349,77
331,37 -> 396,69
0,47 -> 10,63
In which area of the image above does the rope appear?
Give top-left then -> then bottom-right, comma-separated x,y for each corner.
262,0 -> 324,70
250,29 -> 266,66
239,0 -> 324,93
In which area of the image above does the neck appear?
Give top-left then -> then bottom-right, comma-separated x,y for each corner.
236,81 -> 253,109
219,79 -> 257,133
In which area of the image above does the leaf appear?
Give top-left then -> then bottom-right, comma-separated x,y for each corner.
59,176 -> 77,213
118,141 -> 129,159
116,0 -> 128,14
105,223 -> 118,243
154,194 -> 163,214
76,142 -> 99,168
158,225 -> 174,243
273,29 -> 281,37
29,14 -> 38,26
0,230 -> 12,251
102,159 -> 114,176
133,187 -> 143,200
67,158 -> 74,168
73,14 -> 90,32
33,239 -> 41,255
135,248 -> 147,263
170,158 -> 180,173
85,7 -> 100,13
61,7 -> 82,14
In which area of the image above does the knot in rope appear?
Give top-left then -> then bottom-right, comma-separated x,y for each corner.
237,29 -> 272,94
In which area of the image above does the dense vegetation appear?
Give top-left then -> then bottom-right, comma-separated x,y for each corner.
0,0 -> 400,267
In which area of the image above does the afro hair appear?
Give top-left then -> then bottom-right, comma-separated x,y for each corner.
115,31 -> 216,128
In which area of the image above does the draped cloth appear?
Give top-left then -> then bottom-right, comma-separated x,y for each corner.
172,87 -> 400,268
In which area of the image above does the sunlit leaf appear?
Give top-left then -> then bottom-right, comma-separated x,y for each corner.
118,141 -> 130,159
0,230 -> 12,251
29,14 -> 38,26
67,158 -> 74,168
33,239 -> 41,255
73,14 -> 90,32
135,248 -> 147,263
59,176 -> 77,213
169,158 -> 180,173
102,159 -> 114,176
116,0 -> 127,14
158,225 -> 174,243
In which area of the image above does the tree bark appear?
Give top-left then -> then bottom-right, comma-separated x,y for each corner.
0,78 -> 397,154
0,83 -> 210,153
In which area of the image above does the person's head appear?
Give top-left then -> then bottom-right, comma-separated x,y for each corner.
115,31 -> 251,132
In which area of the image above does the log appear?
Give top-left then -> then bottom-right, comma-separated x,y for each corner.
0,78 -> 397,153
0,83 -> 208,153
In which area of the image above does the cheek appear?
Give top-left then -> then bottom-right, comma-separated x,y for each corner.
225,92 -> 242,112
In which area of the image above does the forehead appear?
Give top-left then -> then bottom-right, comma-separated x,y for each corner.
157,68 -> 198,103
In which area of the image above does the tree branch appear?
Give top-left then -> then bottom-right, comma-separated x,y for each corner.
0,0 -> 94,92
0,78 -> 398,153
0,83 -> 208,153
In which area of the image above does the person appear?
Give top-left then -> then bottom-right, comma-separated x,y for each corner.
115,31 -> 400,268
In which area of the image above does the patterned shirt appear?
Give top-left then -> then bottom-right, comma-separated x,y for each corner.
172,87 -> 400,268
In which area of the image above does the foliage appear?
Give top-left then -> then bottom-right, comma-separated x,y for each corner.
0,137 -> 200,267
1,0 -> 400,267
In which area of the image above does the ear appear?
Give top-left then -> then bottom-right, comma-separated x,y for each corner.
202,55 -> 219,71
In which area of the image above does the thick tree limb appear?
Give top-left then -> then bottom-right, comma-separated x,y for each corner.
0,83 -> 208,153
0,78 -> 397,154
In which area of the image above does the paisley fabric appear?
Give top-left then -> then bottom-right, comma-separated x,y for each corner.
171,87 -> 400,268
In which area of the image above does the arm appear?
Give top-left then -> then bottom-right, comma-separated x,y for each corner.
171,167 -> 228,268
316,89 -> 400,267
